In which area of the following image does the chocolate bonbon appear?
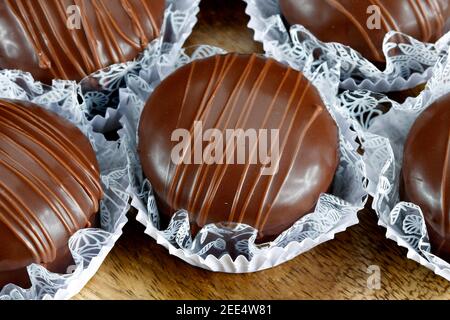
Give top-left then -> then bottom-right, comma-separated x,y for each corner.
401,93 -> 450,262
0,99 -> 103,288
138,53 -> 340,241
0,0 -> 166,83
279,0 -> 450,62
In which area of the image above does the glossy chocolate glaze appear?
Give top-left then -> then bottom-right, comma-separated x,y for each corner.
138,53 -> 340,240
279,0 -> 450,62
402,93 -> 450,262
0,0 -> 166,83
0,99 -> 103,288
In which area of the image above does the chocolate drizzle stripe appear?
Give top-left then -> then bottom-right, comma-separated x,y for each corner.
188,55 -> 257,216
190,55 -> 265,220
418,0 -> 433,39
196,59 -> 275,225
187,55 -> 255,213
0,100 -> 103,286
0,116 -> 91,229
259,105 -> 323,232
0,199 -> 42,262
174,55 -> 235,209
227,68 -> 293,222
367,0 -> 388,33
166,60 -> 211,204
2,0 -> 163,81
250,74 -> 311,228
441,128 -> 450,235
0,121 -> 100,214
163,62 -> 198,199
0,107 -> 97,185
1,101 -> 98,178
326,0 -> 382,61
0,129 -> 87,221
7,0 -> 54,72
409,0 -> 432,40
246,75 -> 311,228
122,0 -> 149,46
0,99 -> 102,269
97,0 -> 141,49
54,0 -> 95,72
430,0 -> 446,30
0,102 -> 101,210
140,0 -> 160,40
0,182 -> 54,261
92,0 -> 124,63
75,0 -> 103,70
166,58 -> 219,203
168,55 -> 231,205
188,57 -> 250,210
176,61 -> 197,129
0,149 -> 78,234
371,0 -> 401,31
237,72 -> 304,225
26,1 -> 69,79
37,0 -> 87,76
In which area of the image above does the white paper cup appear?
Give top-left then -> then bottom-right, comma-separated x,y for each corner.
340,48 -> 450,281
119,45 -> 369,273
0,71 -> 131,300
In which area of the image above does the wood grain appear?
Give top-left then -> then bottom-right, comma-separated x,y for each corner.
75,0 -> 450,300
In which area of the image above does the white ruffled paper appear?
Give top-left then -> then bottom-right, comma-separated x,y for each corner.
244,0 -> 450,92
81,0 -> 200,132
0,71 -> 131,300
118,45 -> 369,273
340,48 -> 450,280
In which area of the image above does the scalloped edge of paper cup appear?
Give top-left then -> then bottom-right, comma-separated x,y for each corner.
0,72 -> 131,300
339,49 -> 450,281
378,216 -> 450,281
117,45 -> 369,273
339,68 -> 435,92
133,196 -> 359,273
81,0 -> 200,132
244,0 -> 450,93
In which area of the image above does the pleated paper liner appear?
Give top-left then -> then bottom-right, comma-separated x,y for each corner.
340,48 -> 450,280
244,0 -> 450,93
0,72 -> 131,300
117,45 -> 369,273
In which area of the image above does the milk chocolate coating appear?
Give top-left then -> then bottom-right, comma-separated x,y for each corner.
279,0 -> 450,62
402,93 -> 450,262
0,0 -> 166,83
0,99 -> 103,288
138,53 -> 340,240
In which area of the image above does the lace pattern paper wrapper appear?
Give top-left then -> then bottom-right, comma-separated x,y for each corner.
244,0 -> 450,93
0,71 -> 131,300
340,48 -> 450,280
119,45 -> 369,273
80,0 -> 200,132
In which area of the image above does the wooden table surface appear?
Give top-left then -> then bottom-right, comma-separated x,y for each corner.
75,0 -> 450,300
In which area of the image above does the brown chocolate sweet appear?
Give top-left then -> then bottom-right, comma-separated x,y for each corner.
0,0 -> 166,83
0,99 -> 103,288
279,0 -> 450,63
401,93 -> 450,262
138,53 -> 340,240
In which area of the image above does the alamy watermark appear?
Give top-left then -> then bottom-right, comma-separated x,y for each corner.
170,121 -> 280,176
366,265 -> 381,290
367,5 -> 382,30
66,5 -> 82,30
